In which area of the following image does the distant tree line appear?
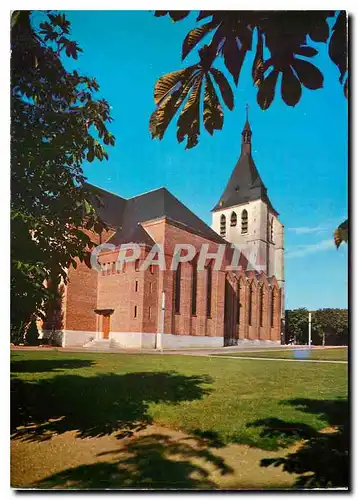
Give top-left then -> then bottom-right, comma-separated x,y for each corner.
285,308 -> 348,345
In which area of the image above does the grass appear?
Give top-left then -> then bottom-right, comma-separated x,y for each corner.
11,350 -> 349,489
11,350 -> 347,448
212,347 -> 348,362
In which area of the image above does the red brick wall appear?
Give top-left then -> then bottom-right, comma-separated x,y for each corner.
65,259 -> 98,332
96,247 -> 159,334
62,220 -> 282,343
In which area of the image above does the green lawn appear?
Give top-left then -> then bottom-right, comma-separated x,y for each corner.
11,350 -> 347,449
212,347 -> 348,362
11,350 -> 348,489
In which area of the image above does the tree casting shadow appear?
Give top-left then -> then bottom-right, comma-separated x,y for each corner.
35,432 -> 234,489
11,370 -> 212,442
248,398 -> 349,489
11,358 -> 95,374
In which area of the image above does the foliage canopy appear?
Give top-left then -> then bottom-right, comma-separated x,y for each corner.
150,10 -> 347,149
11,11 -> 114,338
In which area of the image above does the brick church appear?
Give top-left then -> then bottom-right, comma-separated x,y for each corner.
42,112 -> 284,349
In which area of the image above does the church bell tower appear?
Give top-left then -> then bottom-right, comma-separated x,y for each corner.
211,107 -> 284,294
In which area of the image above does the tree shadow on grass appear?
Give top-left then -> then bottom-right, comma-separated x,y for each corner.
11,358 -> 95,374
35,432 -> 234,490
247,398 -> 349,489
11,371 -> 212,442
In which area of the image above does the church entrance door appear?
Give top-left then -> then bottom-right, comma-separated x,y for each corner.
224,273 -> 238,347
102,315 -> 110,339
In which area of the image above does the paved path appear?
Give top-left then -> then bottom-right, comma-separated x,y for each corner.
11,345 -> 347,357
208,355 -> 348,364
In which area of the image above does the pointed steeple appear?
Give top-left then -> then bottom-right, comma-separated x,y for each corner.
242,104 -> 252,155
212,107 -> 278,215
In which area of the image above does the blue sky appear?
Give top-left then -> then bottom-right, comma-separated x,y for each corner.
61,10 -> 348,310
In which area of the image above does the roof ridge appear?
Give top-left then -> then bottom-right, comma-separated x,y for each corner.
85,182 -> 126,200
128,186 -> 167,200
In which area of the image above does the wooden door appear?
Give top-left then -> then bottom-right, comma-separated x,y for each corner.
102,315 -> 110,339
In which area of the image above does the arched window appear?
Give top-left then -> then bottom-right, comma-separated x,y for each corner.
248,283 -> 253,326
230,211 -> 237,227
259,286 -> 264,327
206,260 -> 213,318
191,256 -> 198,316
270,288 -> 275,327
220,214 -> 226,236
174,262 -> 181,314
241,209 -> 248,234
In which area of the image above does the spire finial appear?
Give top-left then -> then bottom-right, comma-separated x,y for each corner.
242,104 -> 252,154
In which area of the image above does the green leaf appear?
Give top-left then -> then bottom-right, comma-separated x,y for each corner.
169,11 -> 190,22
281,66 -> 302,107
329,11 -> 348,83
203,74 -> 223,135
87,149 -> 95,162
84,199 -> 92,215
293,59 -> 323,90
222,37 -> 247,85
210,68 -> 234,110
150,68 -> 198,140
252,29 -> 264,87
11,11 -> 21,29
257,69 -> 279,110
309,16 -> 330,42
177,75 -> 203,149
153,68 -> 189,106
182,22 -> 215,60
334,219 -> 348,248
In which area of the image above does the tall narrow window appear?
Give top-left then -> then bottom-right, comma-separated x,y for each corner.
206,261 -> 212,318
134,305 -> 137,318
230,211 -> 237,227
270,289 -> 275,327
248,283 -> 253,326
148,306 -> 151,319
220,214 -> 226,236
191,257 -> 198,316
107,262 -> 111,275
259,286 -> 264,327
270,219 -> 274,242
135,259 -> 140,271
135,280 -> 138,292
237,280 -> 241,325
241,210 -> 248,234
174,262 -> 181,314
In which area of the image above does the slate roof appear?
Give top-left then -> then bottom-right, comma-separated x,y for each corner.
85,184 -> 226,246
212,120 -> 278,215
212,154 -> 278,215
